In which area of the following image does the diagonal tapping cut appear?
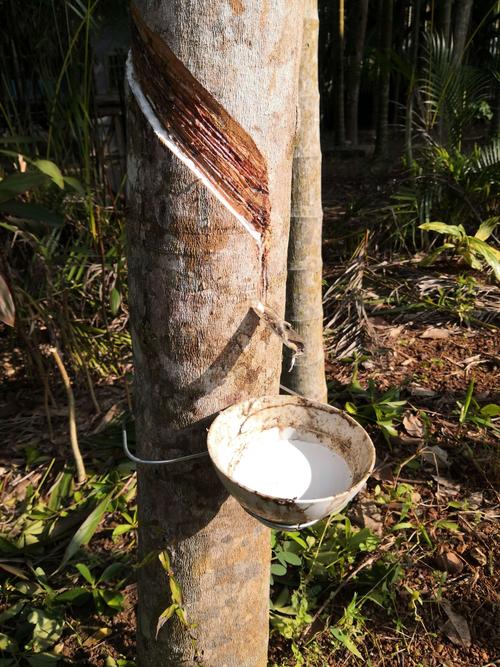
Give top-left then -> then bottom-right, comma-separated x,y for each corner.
129,5 -> 269,247
128,5 -> 303,360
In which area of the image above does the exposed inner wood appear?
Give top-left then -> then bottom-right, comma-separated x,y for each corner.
130,5 -> 270,241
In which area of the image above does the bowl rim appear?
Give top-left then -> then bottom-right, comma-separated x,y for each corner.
207,394 -> 376,505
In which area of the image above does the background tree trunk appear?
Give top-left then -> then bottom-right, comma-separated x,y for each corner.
334,0 -> 346,146
283,0 -> 327,403
126,2 -> 303,665
437,0 -> 454,45
374,0 -> 394,158
453,0 -> 473,61
345,0 -> 369,146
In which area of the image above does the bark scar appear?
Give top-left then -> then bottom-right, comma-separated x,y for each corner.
128,5 -> 303,357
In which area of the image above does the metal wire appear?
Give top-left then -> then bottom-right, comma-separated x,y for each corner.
122,422 -> 209,466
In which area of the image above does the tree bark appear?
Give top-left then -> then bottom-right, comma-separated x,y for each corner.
437,0 -> 453,46
374,0 -> 394,158
283,0 -> 327,403
334,0 -> 346,146
453,0 -> 473,61
346,0 -> 369,146
126,2 -> 303,665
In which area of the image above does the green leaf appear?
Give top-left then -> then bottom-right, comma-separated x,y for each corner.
25,609 -> 64,652
33,160 -> 64,189
0,201 -> 64,227
270,563 -> 287,577
75,562 -> 95,585
459,379 -> 475,424
112,524 -> 133,539
330,627 -> 363,658
0,273 -> 15,327
58,495 -> 112,571
63,176 -> 85,196
0,601 -> 26,623
480,403 -> 500,417
169,577 -> 183,606
0,171 -> 48,203
475,217 -> 498,241
54,587 -> 89,604
158,551 -> 171,573
467,237 -> 500,280
419,222 -> 466,238
99,562 -> 125,584
155,603 -> 177,639
0,632 -> 17,653
98,589 -> 124,610
435,519 -> 460,532
344,402 -> 358,415
278,551 -> 302,566
110,288 -> 121,316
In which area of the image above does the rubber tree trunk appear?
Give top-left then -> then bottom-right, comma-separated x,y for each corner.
126,2 -> 303,665
453,0 -> 473,62
374,0 -> 394,158
282,0 -> 327,403
346,0 -> 369,146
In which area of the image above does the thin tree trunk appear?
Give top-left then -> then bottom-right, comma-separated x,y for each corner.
346,0 -> 369,146
405,0 -> 422,165
334,0 -> 346,146
126,2 -> 303,665
375,0 -> 394,158
453,0 -> 473,61
437,0 -> 453,46
283,0 -> 327,403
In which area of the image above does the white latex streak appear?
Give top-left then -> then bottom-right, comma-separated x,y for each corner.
126,53 -> 262,246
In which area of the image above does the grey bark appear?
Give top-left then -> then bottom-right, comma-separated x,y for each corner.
283,0 -> 327,403
346,0 -> 369,146
374,0 -> 394,158
126,2 -> 303,665
453,0 -> 473,61
334,0 -> 346,146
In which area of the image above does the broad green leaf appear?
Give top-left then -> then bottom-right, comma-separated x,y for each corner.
468,237 -> 500,280
480,403 -> 500,417
435,519 -> 460,532
99,562 -> 125,584
33,160 -> 64,189
270,563 -> 287,577
25,609 -> 64,652
475,217 -> 498,241
58,495 -> 112,571
0,274 -> 15,327
63,176 -> 85,196
278,551 -> 301,566
155,603 -> 177,639
0,171 -> 48,202
0,202 -> 64,227
344,402 -> 358,415
99,589 -> 124,610
0,601 -> 26,623
112,524 -> 133,538
54,587 -> 89,604
75,562 -> 94,585
419,222 -> 466,238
